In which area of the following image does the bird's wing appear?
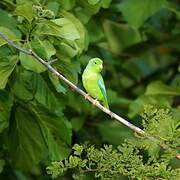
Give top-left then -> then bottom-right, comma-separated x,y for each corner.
97,75 -> 108,106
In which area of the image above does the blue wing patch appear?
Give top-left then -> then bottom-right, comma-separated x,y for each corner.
97,77 -> 107,102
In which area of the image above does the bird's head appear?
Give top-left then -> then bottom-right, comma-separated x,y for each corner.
87,58 -> 103,73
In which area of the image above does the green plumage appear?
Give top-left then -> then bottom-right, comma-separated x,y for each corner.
82,58 -> 109,109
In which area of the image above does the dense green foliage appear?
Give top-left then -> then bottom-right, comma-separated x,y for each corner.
0,0 -> 179,179
47,106 -> 180,179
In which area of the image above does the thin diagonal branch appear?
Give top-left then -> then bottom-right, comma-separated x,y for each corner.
0,32 -> 144,135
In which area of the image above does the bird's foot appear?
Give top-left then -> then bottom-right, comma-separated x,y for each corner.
92,99 -> 99,106
84,94 -> 90,100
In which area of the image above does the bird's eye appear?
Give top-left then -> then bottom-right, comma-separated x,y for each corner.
94,62 -> 97,64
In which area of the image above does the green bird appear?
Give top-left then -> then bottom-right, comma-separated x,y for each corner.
82,58 -> 109,109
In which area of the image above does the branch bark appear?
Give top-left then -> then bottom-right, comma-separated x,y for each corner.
0,32 -> 144,135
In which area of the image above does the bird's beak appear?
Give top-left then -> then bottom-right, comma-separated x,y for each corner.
100,64 -> 103,70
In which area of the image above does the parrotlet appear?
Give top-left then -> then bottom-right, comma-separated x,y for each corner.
82,58 -> 109,109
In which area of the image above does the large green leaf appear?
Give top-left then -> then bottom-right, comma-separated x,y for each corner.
0,55 -> 18,89
19,43 -> 46,73
103,20 -> 142,54
57,0 -> 75,10
30,104 -> 72,160
120,0 -> 168,28
48,72 -> 66,94
14,2 -> 34,23
74,0 -> 111,24
11,68 -> 34,101
0,27 -> 19,47
36,18 -> 80,41
0,90 -> 13,133
8,106 -> 47,170
0,9 -> 21,37
31,39 -> 56,60
33,74 -> 65,115
59,11 -> 88,54
145,81 -> 180,96
55,60 -> 80,85
88,0 -> 100,5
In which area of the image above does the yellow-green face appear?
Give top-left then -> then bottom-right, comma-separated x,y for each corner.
87,58 -> 103,72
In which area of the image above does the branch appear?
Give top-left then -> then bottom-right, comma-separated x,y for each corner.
0,32 -> 144,135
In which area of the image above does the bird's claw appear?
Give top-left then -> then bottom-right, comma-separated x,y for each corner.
93,99 -> 99,106
85,94 -> 90,100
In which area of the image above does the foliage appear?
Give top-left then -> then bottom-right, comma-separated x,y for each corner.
0,0 -> 180,179
47,106 -> 180,179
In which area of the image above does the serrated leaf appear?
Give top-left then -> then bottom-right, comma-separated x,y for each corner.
120,0 -> 168,28
0,90 -> 13,133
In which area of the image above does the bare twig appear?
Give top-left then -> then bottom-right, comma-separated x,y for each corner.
0,32 -> 144,135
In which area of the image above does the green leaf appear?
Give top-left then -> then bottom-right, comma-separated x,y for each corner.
120,0 -> 168,28
14,2 -> 34,23
11,68 -> 34,101
36,18 -> 80,41
145,81 -> 180,96
34,74 -> 65,115
0,90 -> 13,133
0,9 -> 21,37
31,39 -> 56,60
0,55 -> 18,89
74,0 -> 111,24
128,95 -> 172,118
30,104 -> 72,161
103,20 -> 142,54
47,1 -> 60,16
48,72 -> 66,94
71,117 -> 85,132
8,105 -> 47,170
58,0 -> 75,10
19,43 -> 46,73
55,60 -> 80,85
88,0 -> 100,5
98,121 -> 135,145
60,11 -> 87,54
86,18 -> 104,43
0,27 -> 19,47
